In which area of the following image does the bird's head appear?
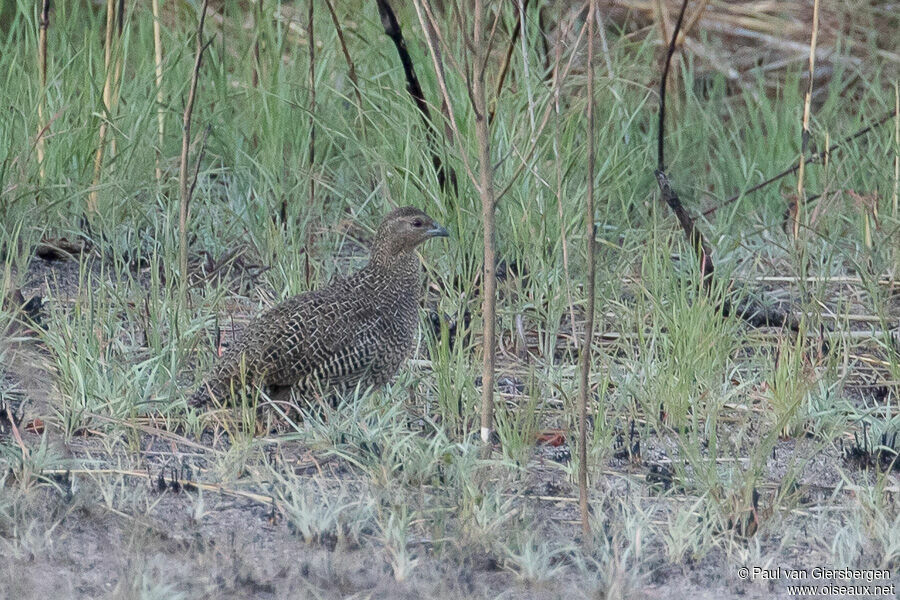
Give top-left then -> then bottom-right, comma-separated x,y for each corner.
372,206 -> 449,264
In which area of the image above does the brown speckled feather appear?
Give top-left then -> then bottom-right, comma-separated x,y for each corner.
190,207 -> 446,408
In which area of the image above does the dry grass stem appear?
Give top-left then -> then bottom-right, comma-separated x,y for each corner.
894,83 -> 899,218
489,0 -> 527,125
178,0 -> 210,284
794,0 -> 820,239
88,0 -> 119,212
410,0 -> 476,184
578,0 -> 598,541
307,0 -> 316,214
324,0 -> 365,124
152,0 -> 164,183
108,0 -> 126,162
471,0 -> 499,449
36,0 -> 50,181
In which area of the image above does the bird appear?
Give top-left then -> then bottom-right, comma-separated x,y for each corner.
189,206 -> 449,412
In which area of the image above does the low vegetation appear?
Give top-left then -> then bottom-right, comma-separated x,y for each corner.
1,1 -> 898,598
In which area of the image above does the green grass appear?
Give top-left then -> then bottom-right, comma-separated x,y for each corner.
1,1 -> 899,597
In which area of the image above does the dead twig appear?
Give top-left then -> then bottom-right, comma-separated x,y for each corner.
89,0 -> 125,212
488,0 -> 528,125
578,0 -> 598,541
307,0 -> 316,218
178,0 -> 211,285
472,0 -> 498,451
655,0 -> 716,291
793,0 -> 820,239
375,0 -> 457,193
36,0 -> 51,181
152,0 -> 165,183
324,0 -> 365,123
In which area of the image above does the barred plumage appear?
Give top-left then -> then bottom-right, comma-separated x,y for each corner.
189,207 -> 448,408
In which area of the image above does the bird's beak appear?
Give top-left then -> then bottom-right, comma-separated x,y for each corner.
427,222 -> 449,238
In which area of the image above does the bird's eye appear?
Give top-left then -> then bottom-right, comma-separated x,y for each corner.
412,219 -> 424,228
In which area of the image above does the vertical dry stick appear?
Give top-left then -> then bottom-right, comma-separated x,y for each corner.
179,0 -> 210,284
893,83 -> 898,219
794,0 -> 819,239
252,0 -> 262,89
419,0 -> 466,160
472,0 -> 498,450
153,0 -> 164,183
489,0 -> 527,125
323,0 -> 364,123
109,0 -> 126,162
552,18 -> 578,351
36,0 -> 50,181
377,0 -> 457,193
578,0 -> 597,540
410,0 -> 477,185
655,0 -> 715,291
89,0 -> 117,212
594,9 -> 614,80
517,0 -> 535,133
653,0 -> 670,51
307,0 -> 316,215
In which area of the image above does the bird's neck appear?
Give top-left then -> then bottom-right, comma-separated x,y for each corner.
366,250 -> 422,291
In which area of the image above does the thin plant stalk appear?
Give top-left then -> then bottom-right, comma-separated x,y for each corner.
179,0 -> 210,285
794,0 -> 819,239
552,18 -> 578,350
578,0 -> 598,540
411,0 -> 476,184
893,82 -> 898,219
109,0 -> 126,162
517,0 -> 535,133
89,0 -> 118,212
324,0 -> 364,124
307,0 -> 316,214
36,0 -> 50,181
472,0 -> 498,450
489,0 -> 527,125
252,0 -> 262,88
153,0 -> 164,183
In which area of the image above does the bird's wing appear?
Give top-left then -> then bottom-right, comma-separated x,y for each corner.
255,290 -> 382,389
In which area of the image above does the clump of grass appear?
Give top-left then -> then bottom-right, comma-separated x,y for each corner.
626,235 -> 741,431
501,528 -> 572,583
273,473 -> 373,549
494,382 -> 543,468
764,321 -> 821,438
375,501 -> 420,582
